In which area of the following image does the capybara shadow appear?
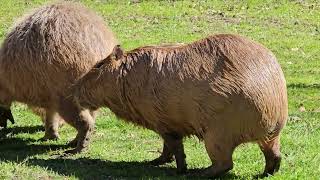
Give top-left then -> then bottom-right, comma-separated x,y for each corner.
0,125 -> 44,139
0,137 -> 248,180
0,137 -> 68,161
0,135 -> 246,179
27,158 -> 244,180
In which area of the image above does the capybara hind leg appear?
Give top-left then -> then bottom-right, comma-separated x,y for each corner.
149,139 -> 174,166
41,110 -> 60,140
202,133 -> 234,177
58,99 -> 94,154
258,135 -> 282,176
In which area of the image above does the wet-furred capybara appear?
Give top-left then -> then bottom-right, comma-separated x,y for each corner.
0,2 -> 118,152
74,34 -> 288,177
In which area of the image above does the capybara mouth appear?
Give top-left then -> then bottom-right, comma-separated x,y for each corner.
0,106 -> 14,128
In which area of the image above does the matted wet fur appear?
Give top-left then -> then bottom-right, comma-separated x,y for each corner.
75,34 -> 288,177
0,1 -> 118,151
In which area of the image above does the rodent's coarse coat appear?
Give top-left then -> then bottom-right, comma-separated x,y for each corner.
76,34 -> 288,177
0,2 -> 118,150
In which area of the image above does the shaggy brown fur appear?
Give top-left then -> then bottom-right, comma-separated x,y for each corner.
0,2 -> 118,150
75,34 -> 288,177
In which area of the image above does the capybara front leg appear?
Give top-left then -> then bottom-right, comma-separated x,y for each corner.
70,110 -> 94,154
202,133 -> 234,178
149,139 -> 174,166
164,133 -> 187,174
59,99 -> 94,154
66,110 -> 98,148
41,110 -> 60,140
0,106 -> 14,128
258,135 -> 282,176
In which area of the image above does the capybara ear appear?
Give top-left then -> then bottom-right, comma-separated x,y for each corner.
112,45 -> 124,60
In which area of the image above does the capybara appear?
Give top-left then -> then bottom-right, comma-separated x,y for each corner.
74,34 -> 288,177
0,2 -> 118,152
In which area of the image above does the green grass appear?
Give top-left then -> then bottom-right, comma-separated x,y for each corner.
0,0 -> 319,179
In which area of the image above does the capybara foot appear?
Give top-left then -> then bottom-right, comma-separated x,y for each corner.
199,163 -> 233,178
39,133 -> 59,141
149,156 -> 174,166
67,138 -> 79,148
263,156 -> 281,176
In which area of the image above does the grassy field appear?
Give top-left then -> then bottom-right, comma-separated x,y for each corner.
0,0 -> 319,179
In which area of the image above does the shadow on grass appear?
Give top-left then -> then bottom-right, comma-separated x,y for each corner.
0,126 -> 244,179
27,158 -> 243,180
0,125 -> 44,138
0,125 -> 69,163
0,137 -> 69,161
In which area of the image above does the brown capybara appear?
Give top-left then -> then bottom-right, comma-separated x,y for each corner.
74,34 -> 288,177
0,2 -> 118,152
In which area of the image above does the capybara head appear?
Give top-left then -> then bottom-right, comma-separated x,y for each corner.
96,45 -> 124,63
74,45 -> 124,110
